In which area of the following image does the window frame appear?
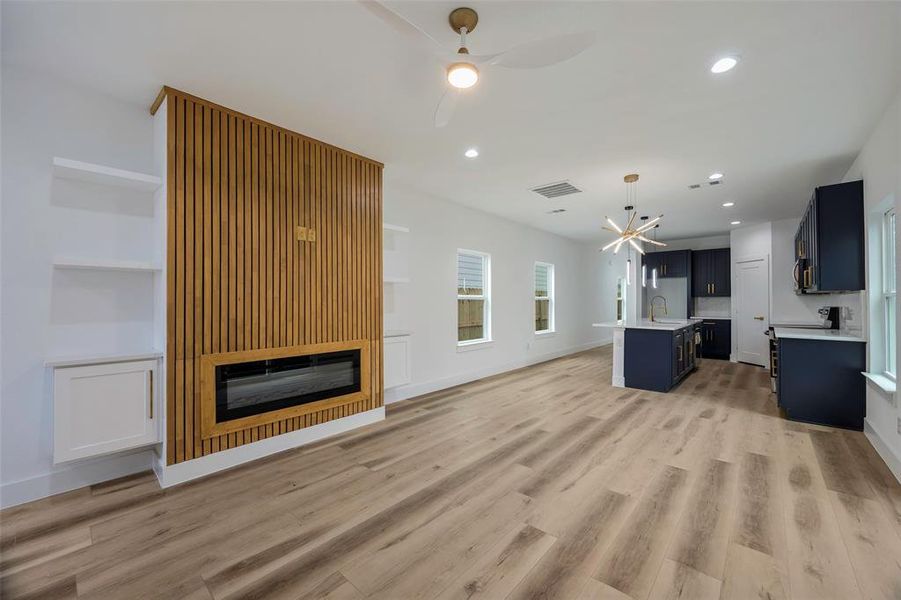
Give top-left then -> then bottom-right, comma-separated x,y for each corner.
456,249 -> 492,347
534,261 -> 555,335
883,207 -> 896,380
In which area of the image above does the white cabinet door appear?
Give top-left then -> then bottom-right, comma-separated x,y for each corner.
53,359 -> 159,463
384,336 -> 411,389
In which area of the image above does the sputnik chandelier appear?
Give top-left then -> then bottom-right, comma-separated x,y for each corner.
601,174 -> 666,255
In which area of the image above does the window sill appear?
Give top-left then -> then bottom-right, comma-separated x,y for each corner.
534,330 -> 557,338
862,371 -> 896,397
457,340 -> 494,353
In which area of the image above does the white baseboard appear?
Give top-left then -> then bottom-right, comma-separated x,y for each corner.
0,449 -> 156,509
612,376 -> 625,388
384,339 -> 611,405
154,407 -> 385,488
864,419 -> 901,484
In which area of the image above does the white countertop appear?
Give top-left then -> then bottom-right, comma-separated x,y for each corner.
690,315 -> 731,320
773,327 -> 866,343
593,319 -> 696,331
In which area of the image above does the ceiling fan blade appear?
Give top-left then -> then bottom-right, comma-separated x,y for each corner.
434,89 -> 461,128
489,31 -> 597,69
358,0 -> 448,58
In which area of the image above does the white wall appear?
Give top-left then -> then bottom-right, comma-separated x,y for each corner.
842,92 -> 900,477
585,245 -> 630,329
1,68 -> 159,507
382,181 -> 612,403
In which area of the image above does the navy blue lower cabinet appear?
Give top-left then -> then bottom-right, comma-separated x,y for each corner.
624,327 -> 696,393
777,338 -> 865,430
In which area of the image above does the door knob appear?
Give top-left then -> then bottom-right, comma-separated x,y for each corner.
753,316 -> 765,321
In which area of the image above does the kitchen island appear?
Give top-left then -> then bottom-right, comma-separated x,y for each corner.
594,319 -> 699,392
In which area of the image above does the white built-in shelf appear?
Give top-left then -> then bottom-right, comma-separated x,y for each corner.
383,276 -> 410,284
45,351 -> 163,368
383,223 -> 410,233
384,330 -> 413,338
53,257 -> 161,273
52,157 -> 161,192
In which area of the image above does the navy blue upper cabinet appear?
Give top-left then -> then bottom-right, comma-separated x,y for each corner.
691,248 -> 730,297
794,180 -> 865,293
644,249 -> 689,278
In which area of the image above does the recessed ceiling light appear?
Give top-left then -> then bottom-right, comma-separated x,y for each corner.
711,56 -> 739,74
722,202 -> 734,207
464,148 -> 479,159
731,220 -> 741,225
708,172 -> 724,180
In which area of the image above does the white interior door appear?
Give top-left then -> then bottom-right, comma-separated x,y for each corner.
735,257 -> 770,366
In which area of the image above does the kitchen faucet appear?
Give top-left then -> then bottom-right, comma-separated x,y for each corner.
649,295 -> 668,322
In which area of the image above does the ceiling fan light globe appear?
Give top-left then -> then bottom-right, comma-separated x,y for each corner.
447,62 -> 479,89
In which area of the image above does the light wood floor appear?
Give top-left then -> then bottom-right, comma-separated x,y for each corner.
3,347 -> 901,600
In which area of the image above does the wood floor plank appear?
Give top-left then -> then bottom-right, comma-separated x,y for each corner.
809,430 -> 876,500
777,429 -> 862,600
433,522 -> 557,600
666,458 -> 737,580
508,489 -> 630,600
646,558 -> 721,600
732,451 -> 786,560
719,543 -> 789,600
828,490 -> 901,600
595,464 -> 691,600
301,573 -> 362,600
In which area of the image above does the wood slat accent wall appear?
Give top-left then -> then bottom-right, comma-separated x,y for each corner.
158,88 -> 383,465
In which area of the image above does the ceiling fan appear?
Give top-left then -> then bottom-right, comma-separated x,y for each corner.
360,2 -> 597,127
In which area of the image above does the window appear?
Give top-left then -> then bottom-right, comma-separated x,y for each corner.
883,208 -> 896,379
457,250 -> 491,344
534,262 -> 555,333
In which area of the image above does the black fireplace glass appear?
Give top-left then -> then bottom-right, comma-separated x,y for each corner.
215,349 -> 361,423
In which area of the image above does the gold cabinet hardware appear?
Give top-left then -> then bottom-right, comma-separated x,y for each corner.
712,283 -> 715,294
678,346 -> 683,361
148,370 -> 154,419
753,315 -> 765,321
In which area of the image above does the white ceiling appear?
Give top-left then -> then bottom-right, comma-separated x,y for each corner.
3,1 -> 899,241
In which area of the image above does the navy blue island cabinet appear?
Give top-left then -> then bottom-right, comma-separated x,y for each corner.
624,326 -> 696,392
777,337 -> 866,430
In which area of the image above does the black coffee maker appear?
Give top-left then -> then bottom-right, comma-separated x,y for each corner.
818,306 -> 841,330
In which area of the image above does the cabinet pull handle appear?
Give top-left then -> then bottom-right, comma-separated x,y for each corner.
712,283 -> 715,294
678,346 -> 683,361
148,370 -> 154,419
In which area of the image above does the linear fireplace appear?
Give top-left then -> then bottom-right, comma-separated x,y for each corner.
200,341 -> 371,438
216,350 -> 361,423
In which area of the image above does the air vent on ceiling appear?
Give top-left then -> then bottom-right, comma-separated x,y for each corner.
688,179 -> 725,190
547,208 -> 567,214
531,180 -> 582,199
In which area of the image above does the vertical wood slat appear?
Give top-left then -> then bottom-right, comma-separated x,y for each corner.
164,89 -> 382,465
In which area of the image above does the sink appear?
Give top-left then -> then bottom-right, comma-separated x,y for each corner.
651,319 -> 685,325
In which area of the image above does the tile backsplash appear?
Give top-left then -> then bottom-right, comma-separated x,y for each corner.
693,296 -> 731,317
